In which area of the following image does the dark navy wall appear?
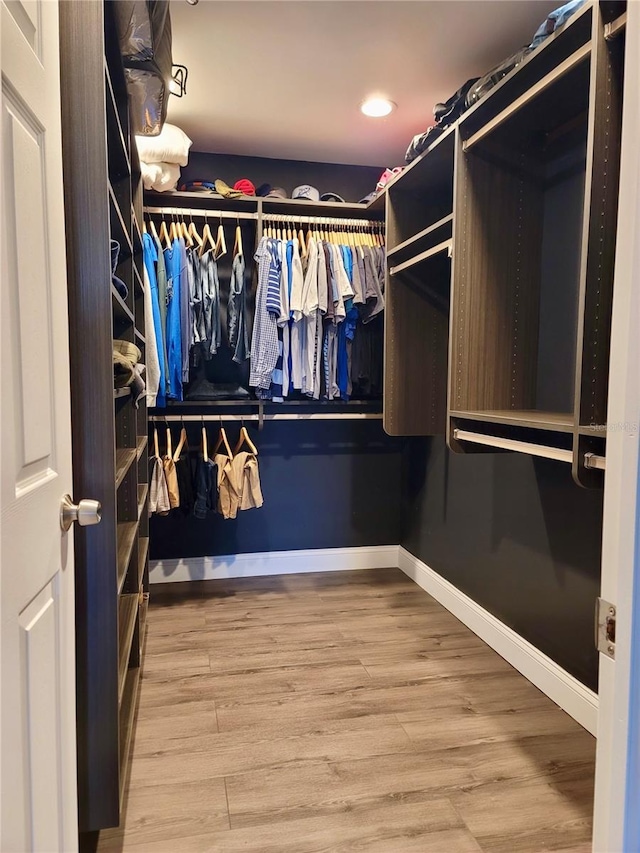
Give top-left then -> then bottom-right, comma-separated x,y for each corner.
401,436 -> 603,691
151,420 -> 402,560
180,152 -> 382,206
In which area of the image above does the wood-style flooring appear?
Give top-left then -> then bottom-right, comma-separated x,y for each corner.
99,568 -> 596,853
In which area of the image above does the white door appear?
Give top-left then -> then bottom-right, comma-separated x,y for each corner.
1,1 -> 79,850
592,5 -> 640,852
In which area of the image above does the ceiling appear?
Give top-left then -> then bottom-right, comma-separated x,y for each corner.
167,0 -> 559,167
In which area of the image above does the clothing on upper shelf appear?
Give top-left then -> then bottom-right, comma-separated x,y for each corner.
250,233 -> 385,402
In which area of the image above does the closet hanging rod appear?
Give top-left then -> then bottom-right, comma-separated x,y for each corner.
453,429 -> 573,463
262,213 -> 378,227
143,206 -> 258,221
151,413 -> 383,423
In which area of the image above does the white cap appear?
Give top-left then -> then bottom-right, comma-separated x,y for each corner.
292,185 -> 320,201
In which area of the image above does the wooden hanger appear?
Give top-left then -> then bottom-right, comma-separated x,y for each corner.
234,425 -> 258,455
234,218 -> 243,257
200,214 -> 216,257
214,218 -> 227,260
159,216 -> 171,250
298,226 -> 307,258
212,426 -> 233,459
188,217 -> 203,248
150,218 -> 160,245
153,426 -> 160,459
143,219 -> 148,234
180,218 -> 194,247
165,424 -> 173,459
173,427 -> 187,462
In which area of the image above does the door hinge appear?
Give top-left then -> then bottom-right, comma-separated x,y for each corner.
596,598 -> 616,659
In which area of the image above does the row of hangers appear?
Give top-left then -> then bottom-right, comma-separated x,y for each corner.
263,218 -> 384,253
143,211 -> 243,260
152,421 -> 257,464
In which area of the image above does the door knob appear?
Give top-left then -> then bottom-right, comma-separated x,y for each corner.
60,494 -> 102,532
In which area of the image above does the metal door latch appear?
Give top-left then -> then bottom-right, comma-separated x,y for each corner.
595,598 -> 616,659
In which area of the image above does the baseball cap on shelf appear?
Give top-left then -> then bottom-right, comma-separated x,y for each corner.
256,183 -> 272,197
320,192 -> 346,203
266,187 -> 287,199
292,185 -> 320,201
358,191 -> 378,205
234,178 -> 256,196
214,178 -> 243,198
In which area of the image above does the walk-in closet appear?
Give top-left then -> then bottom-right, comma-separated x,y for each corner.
4,0 -> 637,851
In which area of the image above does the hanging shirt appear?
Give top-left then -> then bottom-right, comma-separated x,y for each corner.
149,455 -> 170,515
200,251 -> 221,359
300,238 -> 319,397
289,240 -> 305,390
153,234 -> 170,396
250,238 -> 280,392
228,252 -> 250,364
142,233 -> 164,407
193,456 -> 218,519
179,238 -> 190,383
162,455 -> 180,509
164,239 -> 183,401
215,453 -> 241,519
232,451 -> 264,511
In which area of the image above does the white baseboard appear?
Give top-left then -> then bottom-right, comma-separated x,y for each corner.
150,545 -> 399,584
398,546 -> 598,735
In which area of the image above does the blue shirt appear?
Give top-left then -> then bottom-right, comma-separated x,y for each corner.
142,233 -> 166,408
164,239 -> 183,401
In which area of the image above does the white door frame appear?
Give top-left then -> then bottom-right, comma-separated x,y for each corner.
592,4 -> 640,850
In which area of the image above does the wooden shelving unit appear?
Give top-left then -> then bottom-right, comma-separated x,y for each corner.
60,0 -> 150,837
382,0 -> 624,487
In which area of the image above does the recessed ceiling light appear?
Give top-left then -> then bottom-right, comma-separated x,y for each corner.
360,97 -> 396,118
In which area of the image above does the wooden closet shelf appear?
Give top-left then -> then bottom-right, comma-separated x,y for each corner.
138,537 -> 149,588
137,485 -> 149,520
118,664 -> 140,805
112,285 -> 135,325
117,521 -> 138,594
389,239 -> 452,276
117,594 -> 139,705
136,435 -> 148,461
115,447 -> 137,488
463,42 -> 591,152
450,409 -> 574,432
388,215 -> 453,259
109,182 -> 133,256
114,387 -> 131,400
132,263 -> 144,296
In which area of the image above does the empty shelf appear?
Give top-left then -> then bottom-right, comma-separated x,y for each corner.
389,240 -> 452,276
118,665 -> 140,806
137,537 -> 149,588
450,409 -> 574,432
136,435 -> 148,460
116,521 -> 138,593
112,286 -> 135,325
137,484 -> 149,520
115,447 -> 136,488
388,214 -> 453,260
117,593 -> 139,704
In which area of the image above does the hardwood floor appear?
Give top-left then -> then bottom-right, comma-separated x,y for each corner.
98,568 -> 595,852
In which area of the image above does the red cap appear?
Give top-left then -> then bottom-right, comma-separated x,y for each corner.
233,179 -> 256,196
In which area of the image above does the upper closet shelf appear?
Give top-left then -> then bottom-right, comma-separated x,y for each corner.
450,409 -> 574,432
389,239 -> 452,277
144,191 -> 384,220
